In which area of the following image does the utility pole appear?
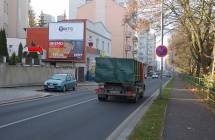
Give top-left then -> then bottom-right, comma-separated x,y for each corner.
159,0 -> 164,98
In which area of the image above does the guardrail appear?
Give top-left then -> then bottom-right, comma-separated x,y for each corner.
184,75 -> 215,103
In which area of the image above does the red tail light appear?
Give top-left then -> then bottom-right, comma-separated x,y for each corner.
127,91 -> 134,96
96,88 -> 104,94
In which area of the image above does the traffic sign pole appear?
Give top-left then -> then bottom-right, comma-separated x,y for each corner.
156,45 -> 167,99
160,0 -> 164,99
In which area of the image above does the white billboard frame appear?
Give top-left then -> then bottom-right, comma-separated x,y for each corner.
49,22 -> 84,41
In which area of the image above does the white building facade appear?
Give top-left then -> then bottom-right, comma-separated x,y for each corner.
86,20 -> 111,57
138,31 -> 156,74
7,38 -> 26,56
85,20 -> 111,80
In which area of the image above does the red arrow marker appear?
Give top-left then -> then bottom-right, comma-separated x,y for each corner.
28,47 -> 43,52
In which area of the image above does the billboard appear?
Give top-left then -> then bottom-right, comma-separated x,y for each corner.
48,41 -> 84,60
49,22 -> 84,40
48,21 -> 85,62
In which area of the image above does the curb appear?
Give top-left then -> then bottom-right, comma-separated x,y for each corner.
0,94 -> 51,106
0,84 -> 97,106
107,79 -> 171,140
0,84 -> 43,88
160,105 -> 168,140
78,84 -> 98,87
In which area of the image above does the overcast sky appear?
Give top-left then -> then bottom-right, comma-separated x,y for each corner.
31,0 -> 69,17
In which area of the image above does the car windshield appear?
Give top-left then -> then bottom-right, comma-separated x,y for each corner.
51,74 -> 66,80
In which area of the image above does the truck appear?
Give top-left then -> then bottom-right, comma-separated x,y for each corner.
95,57 -> 145,103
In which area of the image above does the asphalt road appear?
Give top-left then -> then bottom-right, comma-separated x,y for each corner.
0,77 -> 169,140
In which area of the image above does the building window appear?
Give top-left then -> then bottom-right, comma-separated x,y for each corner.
3,23 -> 8,35
107,43 -> 110,53
102,41 -> 104,51
3,0 -> 6,13
7,3 -> 8,15
96,38 -> 99,49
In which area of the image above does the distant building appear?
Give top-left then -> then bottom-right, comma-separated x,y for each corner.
43,13 -> 55,26
57,14 -> 65,22
0,0 -> 30,38
76,0 -> 134,58
69,0 -> 86,19
57,14 -> 64,22
0,0 -> 29,59
138,31 -> 156,73
69,0 -> 128,20
7,0 -> 30,38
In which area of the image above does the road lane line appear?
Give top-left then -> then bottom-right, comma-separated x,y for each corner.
0,98 -> 97,129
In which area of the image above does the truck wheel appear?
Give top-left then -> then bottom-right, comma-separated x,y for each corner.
98,95 -> 108,101
103,95 -> 108,101
72,86 -> 76,91
131,95 -> 138,103
140,93 -> 143,98
98,96 -> 103,101
98,95 -> 105,101
140,85 -> 145,98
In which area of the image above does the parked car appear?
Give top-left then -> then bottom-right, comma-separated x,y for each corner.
152,73 -> 159,79
144,74 -> 147,79
44,74 -> 77,92
162,72 -> 172,78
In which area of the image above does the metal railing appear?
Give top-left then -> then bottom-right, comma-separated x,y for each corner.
184,75 -> 215,103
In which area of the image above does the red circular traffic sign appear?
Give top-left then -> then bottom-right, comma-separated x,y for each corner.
156,45 -> 168,57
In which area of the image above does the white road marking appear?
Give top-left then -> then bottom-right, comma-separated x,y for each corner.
0,98 -> 97,129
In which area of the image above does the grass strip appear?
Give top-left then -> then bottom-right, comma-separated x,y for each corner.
129,78 -> 174,140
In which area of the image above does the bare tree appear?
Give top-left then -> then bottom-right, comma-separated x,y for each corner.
165,0 -> 215,76
124,0 -> 161,33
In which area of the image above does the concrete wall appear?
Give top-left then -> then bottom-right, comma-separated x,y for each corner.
0,64 -> 56,87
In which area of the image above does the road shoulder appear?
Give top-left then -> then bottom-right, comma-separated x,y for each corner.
107,78 -> 171,140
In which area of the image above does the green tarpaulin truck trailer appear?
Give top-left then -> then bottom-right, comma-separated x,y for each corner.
95,57 -> 145,103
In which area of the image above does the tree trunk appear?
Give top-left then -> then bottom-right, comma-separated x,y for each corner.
196,63 -> 201,77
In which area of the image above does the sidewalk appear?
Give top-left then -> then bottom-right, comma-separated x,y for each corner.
0,81 -> 98,105
162,76 -> 215,140
77,81 -> 98,86
0,87 -> 50,105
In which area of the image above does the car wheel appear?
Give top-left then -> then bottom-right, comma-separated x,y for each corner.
62,86 -> 66,92
72,86 -> 76,91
